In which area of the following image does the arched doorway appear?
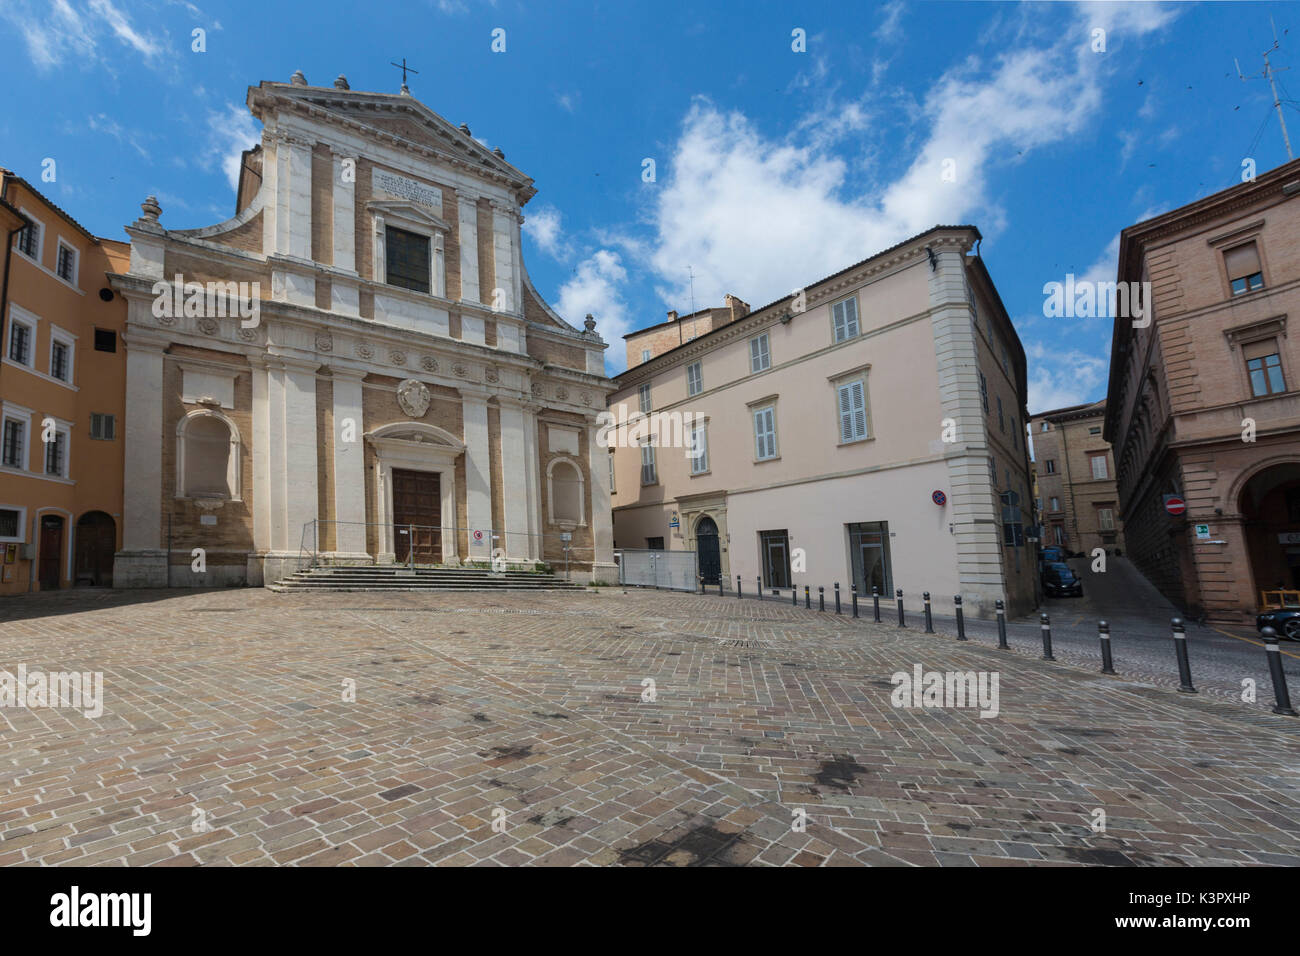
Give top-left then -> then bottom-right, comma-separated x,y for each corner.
38,514 -> 64,590
75,511 -> 116,586
696,516 -> 721,586
1240,462 -> 1300,599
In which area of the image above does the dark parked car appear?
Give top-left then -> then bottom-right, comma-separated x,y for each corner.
1256,608 -> 1300,640
1041,561 -> 1083,597
1038,545 -> 1065,568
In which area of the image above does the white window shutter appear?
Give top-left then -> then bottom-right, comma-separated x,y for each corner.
851,380 -> 867,438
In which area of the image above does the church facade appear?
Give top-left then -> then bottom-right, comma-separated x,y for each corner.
110,73 -> 616,587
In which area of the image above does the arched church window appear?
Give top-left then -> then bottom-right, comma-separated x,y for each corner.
547,458 -> 584,526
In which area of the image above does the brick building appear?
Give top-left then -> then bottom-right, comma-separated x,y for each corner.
110,72 -> 615,587
1104,157 -> 1300,620
1029,400 -> 1125,556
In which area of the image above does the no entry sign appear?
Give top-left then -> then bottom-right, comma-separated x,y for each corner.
1164,495 -> 1186,516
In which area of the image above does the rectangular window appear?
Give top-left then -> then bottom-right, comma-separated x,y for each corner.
94,328 -> 116,352
1053,525 -> 1064,545
836,379 -> 868,443
2,419 -> 24,469
646,536 -> 665,550
1000,343 -> 1009,374
1044,459 -> 1057,475
1012,416 -> 1019,449
0,508 -> 18,539
8,321 -> 31,366
979,371 -> 989,413
1225,242 -> 1264,296
1040,421 -> 1049,432
997,395 -> 1005,432
56,242 -> 77,283
749,333 -> 771,373
690,425 -> 708,474
1245,340 -> 1286,396
90,413 -> 116,440
1088,426 -> 1101,435
753,405 -> 777,460
15,221 -> 39,259
641,349 -> 651,364
1090,454 -> 1108,480
640,442 -> 657,485
385,226 -> 430,293
44,430 -> 65,477
987,456 -> 997,485
686,361 -> 702,397
1098,507 -> 1115,531
50,340 -> 69,381
637,382 -> 651,412
759,529 -> 792,589
1049,496 -> 1060,511
832,297 -> 859,342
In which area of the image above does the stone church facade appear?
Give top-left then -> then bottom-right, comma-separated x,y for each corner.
110,73 -> 616,587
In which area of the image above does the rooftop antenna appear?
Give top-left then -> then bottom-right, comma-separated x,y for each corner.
1236,17 -> 1293,160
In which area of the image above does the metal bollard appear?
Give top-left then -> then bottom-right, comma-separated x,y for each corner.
873,587 -> 881,623
995,599 -> 1008,649
954,595 -> 966,641
1098,620 -> 1116,674
737,575 -> 742,599
818,586 -> 825,612
1260,627 -> 1298,716
792,585 -> 798,607
896,589 -> 906,628
757,577 -> 763,602
834,582 -> 841,615
805,586 -> 811,609
923,592 -> 934,633
851,584 -> 859,619
1040,613 -> 1055,660
1171,618 -> 1196,693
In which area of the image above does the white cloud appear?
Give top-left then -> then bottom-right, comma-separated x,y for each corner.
206,104 -> 261,193
556,93 -> 577,113
555,250 -> 630,363
874,0 -> 905,43
522,205 -> 566,260
1025,341 -> 1108,414
88,0 -> 161,58
4,0 -> 163,70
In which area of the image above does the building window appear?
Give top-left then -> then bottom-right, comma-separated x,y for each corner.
90,413 -> 115,441
1049,496 -> 1060,511
988,456 -> 997,486
997,395 -> 1005,432
16,221 -> 39,259
177,410 -> 239,498
1044,459 -> 1057,474
1040,421 -> 1050,432
2,418 -> 26,469
1245,342 -> 1286,397
690,424 -> 708,475
1053,525 -> 1064,545
547,458 -> 584,525
1090,454 -> 1108,480
385,225 -> 431,293
640,442 -> 657,485
1000,343 -> 1009,374
1098,507 -> 1115,531
641,348 -> 651,364
646,536 -> 665,550
50,337 -> 71,382
93,328 -> 116,353
749,333 -> 771,373
753,405 -> 777,460
8,318 -> 32,366
836,379 -> 868,443
44,428 -> 67,478
832,296 -> 859,342
1012,416 -> 1019,449
638,382 -> 651,412
1225,241 -> 1264,296
55,241 -> 77,285
1088,426 -> 1101,435
979,371 -> 989,413
0,506 -> 22,541
686,361 -> 702,397
759,529 -> 792,589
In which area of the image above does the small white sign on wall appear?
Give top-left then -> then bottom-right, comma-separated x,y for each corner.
372,168 -> 443,215
200,514 -> 217,526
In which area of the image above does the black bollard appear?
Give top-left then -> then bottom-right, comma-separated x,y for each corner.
805,585 -> 811,609
737,575 -> 742,599
792,585 -> 798,607
818,586 -> 825,612
923,592 -> 934,633
1040,613 -> 1055,660
757,577 -> 763,602
834,582 -> 841,615
955,595 -> 966,641
896,589 -> 906,628
872,586 -> 881,623
1098,620 -> 1116,674
1171,617 -> 1196,693
851,584 -> 859,618
995,599 -> 1008,649
1261,627 -> 1298,716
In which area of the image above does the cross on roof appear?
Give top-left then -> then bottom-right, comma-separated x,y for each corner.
390,58 -> 419,93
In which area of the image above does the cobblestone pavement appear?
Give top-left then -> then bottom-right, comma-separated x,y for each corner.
0,587 -> 1298,866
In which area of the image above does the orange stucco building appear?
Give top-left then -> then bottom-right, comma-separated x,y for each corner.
0,171 -> 128,593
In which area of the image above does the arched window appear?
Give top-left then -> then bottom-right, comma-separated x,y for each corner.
547,457 -> 584,526
177,410 -> 240,499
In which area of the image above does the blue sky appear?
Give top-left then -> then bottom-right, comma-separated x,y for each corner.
2,0 -> 1297,408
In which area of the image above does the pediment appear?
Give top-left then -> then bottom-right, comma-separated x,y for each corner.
367,198 -> 450,233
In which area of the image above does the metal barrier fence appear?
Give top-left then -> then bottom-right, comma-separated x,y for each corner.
617,549 -> 698,592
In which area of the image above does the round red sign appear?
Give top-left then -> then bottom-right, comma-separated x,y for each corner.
1164,496 -> 1186,516
932,490 -> 947,506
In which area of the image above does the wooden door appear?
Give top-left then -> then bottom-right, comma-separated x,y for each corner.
75,512 -> 116,586
392,468 -> 441,564
38,516 -> 63,590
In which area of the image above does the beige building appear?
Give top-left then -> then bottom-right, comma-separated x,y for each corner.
1105,157 -> 1300,620
1030,400 -> 1125,556
609,226 -> 1037,618
110,72 -> 615,587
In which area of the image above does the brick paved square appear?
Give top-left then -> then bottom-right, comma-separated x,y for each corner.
0,587 -> 1296,866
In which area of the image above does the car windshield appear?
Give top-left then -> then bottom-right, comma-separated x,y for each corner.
1047,565 -> 1074,580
